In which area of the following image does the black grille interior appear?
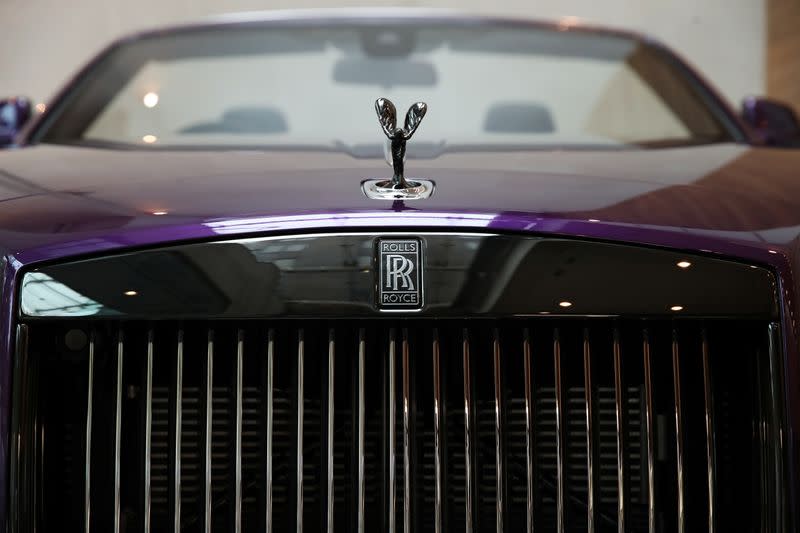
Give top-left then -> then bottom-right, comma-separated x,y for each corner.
12,319 -> 779,532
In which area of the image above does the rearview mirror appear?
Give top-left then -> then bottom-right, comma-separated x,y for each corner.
0,97 -> 33,148
741,96 -> 800,148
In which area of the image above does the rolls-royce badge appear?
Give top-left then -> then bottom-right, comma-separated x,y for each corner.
377,238 -> 423,311
362,98 -> 435,200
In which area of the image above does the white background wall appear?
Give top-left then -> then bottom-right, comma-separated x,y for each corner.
0,0 -> 764,109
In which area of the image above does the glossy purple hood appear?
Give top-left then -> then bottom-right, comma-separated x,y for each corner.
1,142 -> 800,267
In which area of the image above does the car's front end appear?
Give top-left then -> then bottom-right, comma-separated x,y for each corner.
1,9 -> 799,532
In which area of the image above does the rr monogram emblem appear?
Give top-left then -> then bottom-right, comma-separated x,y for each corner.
385,255 -> 415,291
377,238 -> 423,311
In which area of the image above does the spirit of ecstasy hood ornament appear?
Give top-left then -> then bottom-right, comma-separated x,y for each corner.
362,98 -> 435,200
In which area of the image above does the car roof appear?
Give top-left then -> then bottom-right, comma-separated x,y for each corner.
119,8 -> 652,47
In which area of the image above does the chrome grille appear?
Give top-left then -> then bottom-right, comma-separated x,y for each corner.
11,319 -> 783,532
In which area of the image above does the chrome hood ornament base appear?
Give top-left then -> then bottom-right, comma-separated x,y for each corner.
362,97 -> 435,200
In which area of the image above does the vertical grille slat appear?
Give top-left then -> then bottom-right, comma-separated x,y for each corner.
357,328 -> 366,533
17,318 -> 782,533
765,323 -> 786,532
265,329 -> 274,533
113,330 -> 123,533
203,330 -> 214,533
642,329 -> 655,533
295,329 -> 304,533
172,329 -> 184,533
701,329 -> 716,533
84,330 -> 95,533
432,329 -> 443,533
672,330 -> 685,533
144,328 -> 154,533
583,328 -> 596,533
388,328 -> 397,533
234,330 -> 244,533
553,328 -> 565,533
492,329 -> 504,533
522,328 -> 534,533
462,328 -> 476,533
326,329 -> 335,533
402,329 -> 411,533
612,328 -> 625,533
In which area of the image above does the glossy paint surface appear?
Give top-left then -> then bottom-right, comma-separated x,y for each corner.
1,140 -> 800,529
1,143 -> 800,264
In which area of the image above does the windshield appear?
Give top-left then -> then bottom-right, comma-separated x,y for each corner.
38,22 -> 734,152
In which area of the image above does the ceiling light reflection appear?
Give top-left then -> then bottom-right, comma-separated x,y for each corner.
143,92 -> 159,108
124,290 -> 138,296
670,305 -> 683,311
676,261 -> 691,269
558,15 -> 581,31
142,134 -> 157,144
558,301 -> 572,308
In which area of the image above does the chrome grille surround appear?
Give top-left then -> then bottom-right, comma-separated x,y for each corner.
9,232 -> 789,533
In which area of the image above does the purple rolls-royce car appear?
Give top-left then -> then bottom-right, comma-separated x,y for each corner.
2,8 -> 800,533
